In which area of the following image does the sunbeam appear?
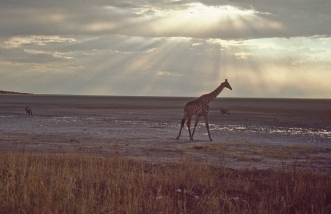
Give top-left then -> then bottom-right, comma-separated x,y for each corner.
141,3 -> 283,39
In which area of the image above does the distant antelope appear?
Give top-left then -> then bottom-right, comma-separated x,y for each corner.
220,108 -> 230,116
25,106 -> 33,116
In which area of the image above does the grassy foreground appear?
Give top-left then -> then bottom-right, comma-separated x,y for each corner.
1,152 -> 330,214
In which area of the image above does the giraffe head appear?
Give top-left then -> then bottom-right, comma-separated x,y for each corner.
223,79 -> 232,90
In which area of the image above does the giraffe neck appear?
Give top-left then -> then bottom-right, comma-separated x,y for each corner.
203,83 -> 225,104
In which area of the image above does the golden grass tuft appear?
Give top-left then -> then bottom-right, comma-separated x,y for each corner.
1,152 -> 330,213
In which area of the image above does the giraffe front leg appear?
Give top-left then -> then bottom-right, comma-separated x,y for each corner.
176,118 -> 186,140
204,116 -> 213,141
186,118 -> 193,140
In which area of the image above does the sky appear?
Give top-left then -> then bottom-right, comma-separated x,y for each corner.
0,0 -> 330,98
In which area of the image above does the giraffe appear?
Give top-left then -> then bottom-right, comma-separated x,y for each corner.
176,79 -> 232,141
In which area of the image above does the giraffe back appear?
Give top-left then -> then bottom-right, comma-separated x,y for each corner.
184,100 -> 209,117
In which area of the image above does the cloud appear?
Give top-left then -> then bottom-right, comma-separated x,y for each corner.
0,0 -> 331,98
3,36 -> 76,49
1,0 -> 330,39
156,71 -> 182,76
234,52 -> 251,60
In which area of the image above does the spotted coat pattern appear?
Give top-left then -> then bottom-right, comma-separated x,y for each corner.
176,79 -> 232,141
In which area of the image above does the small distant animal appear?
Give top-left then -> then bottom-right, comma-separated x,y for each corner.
25,106 -> 33,116
220,108 -> 230,116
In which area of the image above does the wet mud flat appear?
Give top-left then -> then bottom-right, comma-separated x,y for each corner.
1,95 -> 331,171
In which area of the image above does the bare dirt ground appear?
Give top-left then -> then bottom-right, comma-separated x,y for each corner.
1,96 -> 331,172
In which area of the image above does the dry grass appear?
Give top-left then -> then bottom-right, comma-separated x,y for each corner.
1,152 -> 331,214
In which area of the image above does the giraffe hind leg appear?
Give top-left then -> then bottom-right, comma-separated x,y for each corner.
191,115 -> 200,140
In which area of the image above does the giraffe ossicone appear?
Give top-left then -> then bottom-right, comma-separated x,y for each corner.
176,79 -> 232,141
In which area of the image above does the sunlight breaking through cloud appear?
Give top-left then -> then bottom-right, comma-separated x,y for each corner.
145,3 -> 282,39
